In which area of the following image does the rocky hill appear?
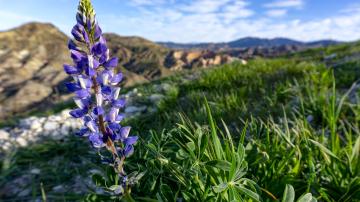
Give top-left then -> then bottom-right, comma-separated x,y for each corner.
0,23 -> 70,119
0,22 -> 237,119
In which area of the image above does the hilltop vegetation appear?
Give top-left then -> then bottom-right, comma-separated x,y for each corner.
1,38 -> 360,201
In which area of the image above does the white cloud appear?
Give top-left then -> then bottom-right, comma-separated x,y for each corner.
221,1 -> 254,22
264,0 -> 303,9
179,0 -> 232,14
266,9 -> 287,17
100,1 -> 360,43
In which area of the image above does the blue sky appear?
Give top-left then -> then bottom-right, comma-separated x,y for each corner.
0,0 -> 359,43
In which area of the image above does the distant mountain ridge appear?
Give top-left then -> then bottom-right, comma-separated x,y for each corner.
158,37 -> 341,50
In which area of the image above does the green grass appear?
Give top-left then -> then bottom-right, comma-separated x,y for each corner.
1,50 -> 360,201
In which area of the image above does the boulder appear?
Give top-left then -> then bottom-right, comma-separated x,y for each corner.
0,130 -> 10,140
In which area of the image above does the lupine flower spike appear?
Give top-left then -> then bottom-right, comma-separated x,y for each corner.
64,0 -> 138,194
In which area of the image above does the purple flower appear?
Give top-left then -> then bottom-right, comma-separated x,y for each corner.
124,145 -> 134,157
89,133 -> 105,148
66,0 -> 138,191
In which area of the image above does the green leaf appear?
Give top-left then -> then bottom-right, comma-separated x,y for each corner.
213,183 -> 228,193
92,173 -> 106,187
282,184 -> 295,202
309,139 -> 339,162
198,129 -> 209,158
235,185 -> 260,202
160,184 -> 176,201
206,160 -> 231,171
204,97 -> 223,159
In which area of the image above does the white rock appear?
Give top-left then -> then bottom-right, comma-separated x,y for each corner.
47,115 -> 62,122
19,116 -> 38,129
60,124 -> 70,135
30,168 -> 41,175
51,130 -> 64,140
30,120 -> 43,131
61,109 -> 72,119
149,94 -> 165,104
16,137 -> 28,147
2,142 -> 12,151
0,130 -> 10,140
52,185 -> 66,193
43,121 -> 59,131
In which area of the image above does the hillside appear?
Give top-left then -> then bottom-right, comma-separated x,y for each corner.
0,23 -> 70,119
159,37 -> 340,50
0,23 -> 244,119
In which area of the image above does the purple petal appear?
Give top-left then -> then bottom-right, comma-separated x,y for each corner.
74,98 -> 85,109
65,82 -> 81,92
101,86 -> 112,95
71,50 -> 86,62
68,39 -> 80,51
124,136 -> 138,145
78,76 -> 92,89
83,115 -> 93,123
89,133 -> 104,148
75,89 -> 90,98
75,128 -> 89,137
71,24 -> 84,42
85,67 -> 96,77
86,19 -> 92,31
120,126 -> 131,139
64,64 -> 80,75
108,122 -> 121,132
107,107 -> 119,122
93,106 -> 105,115
100,71 -> 111,85
110,73 -> 123,85
69,108 -> 87,118
116,114 -> 125,122
86,120 -> 98,133
99,52 -> 108,64
93,58 -> 100,69
124,145 -> 134,157
111,87 -> 121,100
94,23 -> 102,39
112,98 -> 126,108
76,13 -> 85,26
104,57 -> 118,69
96,93 -> 103,106
91,36 -> 108,56
83,30 -> 90,44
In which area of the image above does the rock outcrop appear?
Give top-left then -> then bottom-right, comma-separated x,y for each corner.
164,50 -> 236,71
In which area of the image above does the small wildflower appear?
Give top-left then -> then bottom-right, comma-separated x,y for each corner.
64,0 -> 138,194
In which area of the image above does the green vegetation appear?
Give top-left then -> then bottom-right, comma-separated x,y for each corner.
1,43 -> 360,201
